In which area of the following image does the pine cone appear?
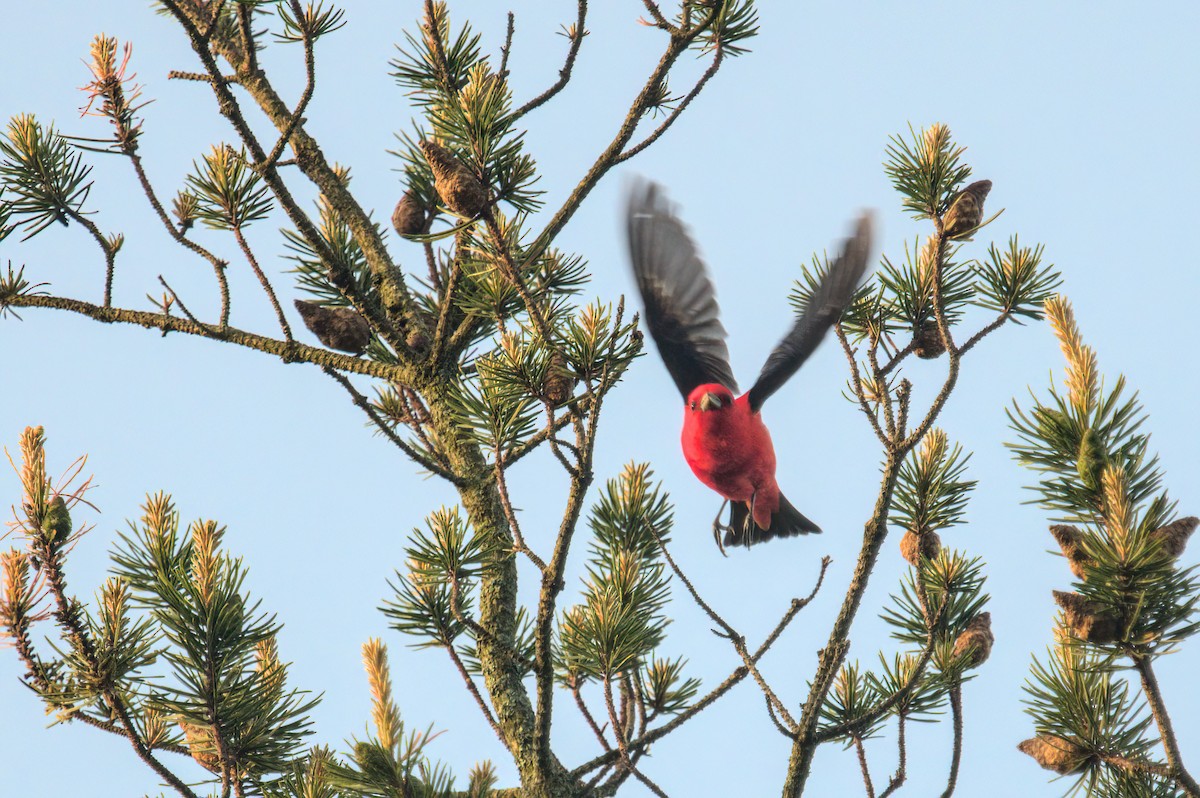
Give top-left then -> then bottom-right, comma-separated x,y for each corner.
952,612 -> 993,668
391,190 -> 428,238
418,139 -> 488,218
180,722 -> 221,772
1076,428 -> 1107,492
1017,734 -> 1089,775
294,299 -> 372,354
406,325 -> 431,356
41,495 -> 72,544
911,318 -> 946,359
1053,590 -> 1122,644
1149,516 -> 1198,558
899,528 -> 941,566
942,179 -> 992,239
1049,524 -> 1092,580
540,352 -> 576,407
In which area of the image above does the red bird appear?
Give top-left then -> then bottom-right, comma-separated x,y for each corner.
626,181 -> 872,550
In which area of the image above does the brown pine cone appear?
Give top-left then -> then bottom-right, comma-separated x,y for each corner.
942,179 -> 992,239
418,139 -> 488,218
294,299 -> 372,354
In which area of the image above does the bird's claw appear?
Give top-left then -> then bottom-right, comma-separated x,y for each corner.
711,500 -> 730,557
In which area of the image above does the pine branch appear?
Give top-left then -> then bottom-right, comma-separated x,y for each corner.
939,684 -> 963,798
445,642 -> 507,749
232,225 -> 292,341
572,556 -> 831,779
650,525 -> 797,733
158,0 -> 415,355
127,153 -> 231,326
616,44 -> 725,164
877,714 -> 908,798
320,366 -> 463,484
513,1 -> 588,119
5,293 -> 397,379
855,736 -> 876,798
1134,655 -> 1200,797
36,539 -> 199,798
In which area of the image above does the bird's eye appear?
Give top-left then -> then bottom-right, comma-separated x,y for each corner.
688,402 -> 696,410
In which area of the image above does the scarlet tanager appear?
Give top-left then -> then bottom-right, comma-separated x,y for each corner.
626,181 -> 873,550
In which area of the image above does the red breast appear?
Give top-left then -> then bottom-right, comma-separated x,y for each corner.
681,384 -> 780,520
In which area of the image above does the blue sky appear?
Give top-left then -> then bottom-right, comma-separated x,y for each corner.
2,2 -> 1199,796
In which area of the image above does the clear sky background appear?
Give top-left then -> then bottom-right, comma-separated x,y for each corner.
2,2 -> 1199,796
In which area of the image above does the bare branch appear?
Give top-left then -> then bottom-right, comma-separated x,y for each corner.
513,1 -> 588,119
1134,655 -> 1200,797
493,461 -> 547,571
855,736 -> 876,798
446,643 -> 508,749
498,12 -> 515,79
232,226 -> 293,342
6,293 -> 396,379
939,685 -> 963,798
878,714 -> 908,798
320,366 -> 464,484
837,325 -> 891,449
616,46 -> 724,164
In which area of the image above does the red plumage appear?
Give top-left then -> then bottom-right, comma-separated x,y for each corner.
626,181 -> 872,550
681,384 -> 779,530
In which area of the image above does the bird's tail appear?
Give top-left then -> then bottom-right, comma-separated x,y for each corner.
724,493 -> 821,548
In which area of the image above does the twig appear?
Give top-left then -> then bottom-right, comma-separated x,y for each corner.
127,152 -> 230,326
235,1 -> 258,75
445,643 -> 507,748
1102,754 -> 1176,779
650,525 -> 798,732
483,210 -> 556,346
232,226 -> 293,342
157,276 -> 202,325
261,0 -> 317,170
616,45 -> 725,164
878,340 -> 913,378
639,0 -> 672,31
8,293 -> 397,379
837,325 -> 891,449
498,12 -> 515,79
572,682 -> 611,752
604,678 -> 669,798
513,1 -> 588,119
571,553 -> 830,778
167,69 -> 238,84
855,736 -> 876,798
939,684 -> 963,798
64,208 -> 116,307
895,379 -> 912,441
499,403 -> 582,469
753,557 -> 832,661
1134,655 -> 1200,797
878,714 -> 907,798
957,314 -> 1008,356
532,466 -> 595,773
493,461 -> 547,570
868,341 -> 896,439
320,366 -> 464,484
515,4 -> 722,276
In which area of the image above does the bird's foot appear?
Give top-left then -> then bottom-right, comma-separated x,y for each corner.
711,499 -> 730,557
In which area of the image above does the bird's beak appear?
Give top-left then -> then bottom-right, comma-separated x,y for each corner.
699,392 -> 724,412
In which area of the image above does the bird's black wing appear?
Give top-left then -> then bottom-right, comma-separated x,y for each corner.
626,180 -> 739,398
747,213 -> 873,413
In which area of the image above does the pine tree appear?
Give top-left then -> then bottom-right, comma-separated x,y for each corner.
1,3 -> 1191,798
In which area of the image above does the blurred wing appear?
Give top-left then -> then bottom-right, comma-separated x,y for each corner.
747,212 -> 874,413
626,180 -> 739,398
